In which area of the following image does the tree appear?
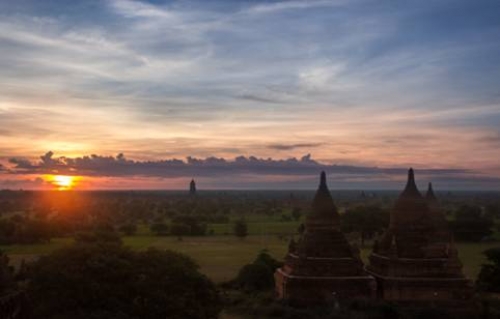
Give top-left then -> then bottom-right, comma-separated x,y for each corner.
341,205 -> 390,245
118,223 -> 137,236
233,218 -> 248,239
236,263 -> 274,292
0,219 -> 16,244
485,203 -> 500,219
0,217 -> 52,245
253,249 -> 282,271
170,223 -> 190,236
235,250 -> 282,292
451,205 -> 493,241
27,240 -> 221,319
75,226 -> 122,245
291,207 -> 302,221
171,216 -> 207,236
20,218 -> 52,243
280,213 -> 292,222
150,222 -> 169,236
297,223 -> 305,234
0,250 -> 16,296
476,247 -> 500,292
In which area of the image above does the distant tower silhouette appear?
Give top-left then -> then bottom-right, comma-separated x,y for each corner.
189,179 -> 196,195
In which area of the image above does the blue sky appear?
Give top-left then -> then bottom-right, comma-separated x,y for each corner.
0,0 -> 499,189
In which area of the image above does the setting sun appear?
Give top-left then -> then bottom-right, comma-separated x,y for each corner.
51,175 -> 76,190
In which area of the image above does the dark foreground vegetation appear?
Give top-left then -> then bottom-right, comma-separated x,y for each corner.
4,243 -> 500,318
2,228 -> 221,319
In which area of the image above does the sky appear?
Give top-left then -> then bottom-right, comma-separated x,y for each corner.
0,0 -> 500,190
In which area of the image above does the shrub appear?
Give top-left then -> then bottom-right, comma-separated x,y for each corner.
150,222 -> 169,236
170,223 -> 190,236
235,250 -> 283,292
118,223 -> 137,236
477,247 -> 500,292
0,250 -> 16,296
233,218 -> 248,239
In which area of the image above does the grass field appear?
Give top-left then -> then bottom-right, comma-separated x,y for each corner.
2,234 -> 499,283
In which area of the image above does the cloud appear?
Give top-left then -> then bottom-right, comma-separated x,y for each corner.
475,132 -> 500,145
4,151 -> 500,189
7,151 -> 472,180
109,0 -> 177,19
267,143 -> 324,151
244,0 -> 352,15
236,94 -> 284,104
0,0 -> 500,179
8,157 -> 34,170
0,176 -> 46,189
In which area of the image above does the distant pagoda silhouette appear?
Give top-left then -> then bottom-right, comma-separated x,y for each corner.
366,168 -> 473,305
425,182 -> 449,241
189,179 -> 196,196
275,172 -> 375,305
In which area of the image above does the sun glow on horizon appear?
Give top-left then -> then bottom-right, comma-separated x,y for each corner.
50,175 -> 77,190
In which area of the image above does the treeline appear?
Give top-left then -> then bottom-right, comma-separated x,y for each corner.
450,204 -> 497,241
0,216 -> 52,244
0,191 -> 303,244
0,191 -> 499,245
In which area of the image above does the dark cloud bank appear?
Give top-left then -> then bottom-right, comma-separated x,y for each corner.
4,151 -> 500,190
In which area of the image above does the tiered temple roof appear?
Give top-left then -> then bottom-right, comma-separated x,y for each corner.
367,168 -> 473,305
275,172 -> 375,304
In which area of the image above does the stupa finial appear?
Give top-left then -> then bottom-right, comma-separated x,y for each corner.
408,168 -> 415,184
320,171 -> 327,188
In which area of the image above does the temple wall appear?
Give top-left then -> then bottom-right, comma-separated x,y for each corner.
368,253 -> 463,278
284,254 -> 363,277
0,292 -> 29,319
373,276 -> 473,301
275,269 -> 376,305
274,269 -> 286,299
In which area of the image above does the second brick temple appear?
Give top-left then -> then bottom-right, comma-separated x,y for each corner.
274,172 -> 376,304
366,168 -> 473,303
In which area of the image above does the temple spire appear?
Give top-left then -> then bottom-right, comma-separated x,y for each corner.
319,171 -> 327,189
401,168 -> 421,197
426,182 -> 437,200
307,171 -> 339,228
314,171 -> 333,204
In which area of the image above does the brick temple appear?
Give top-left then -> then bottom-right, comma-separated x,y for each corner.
274,172 -> 376,304
366,168 -> 473,303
